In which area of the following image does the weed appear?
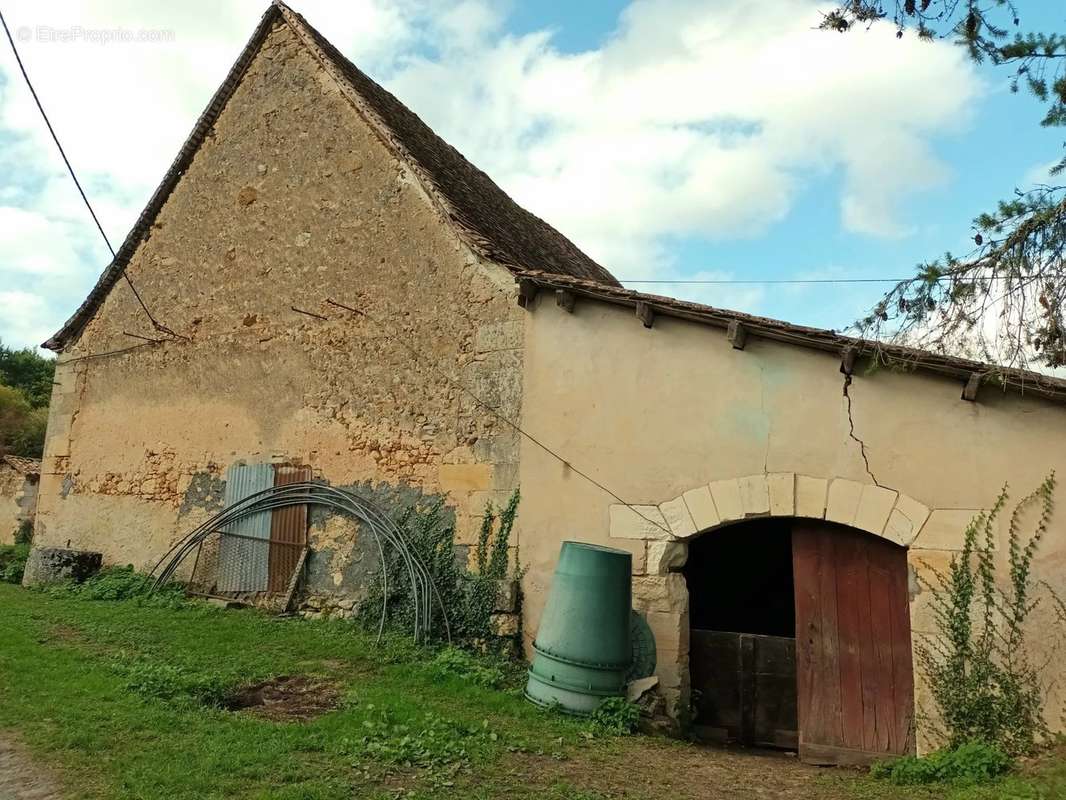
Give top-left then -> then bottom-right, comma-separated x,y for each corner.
915,473 -> 1059,756
588,697 -> 640,736
44,565 -> 188,607
870,741 -> 1013,785
429,647 -> 507,689
360,491 -> 521,648
14,518 -> 33,545
112,652 -> 236,707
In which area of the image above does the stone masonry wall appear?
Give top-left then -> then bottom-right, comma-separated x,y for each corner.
33,21 -> 524,588
0,466 -> 37,545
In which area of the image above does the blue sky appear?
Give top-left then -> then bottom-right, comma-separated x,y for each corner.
1,0 -> 1064,351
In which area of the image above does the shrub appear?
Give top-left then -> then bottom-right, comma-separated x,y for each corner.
915,473 -> 1058,756
870,741 -> 1013,785
0,543 -> 29,584
13,519 -> 32,545
589,697 -> 641,735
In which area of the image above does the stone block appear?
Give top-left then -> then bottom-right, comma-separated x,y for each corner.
738,474 -> 770,516
647,540 -> 687,574
474,320 -> 523,353
767,473 -> 795,516
632,573 -> 688,615
493,579 -> 519,613
645,610 -> 688,655
489,612 -> 519,637
609,537 -> 647,575
826,478 -> 863,525
609,504 -> 671,540
22,547 -> 102,586
659,496 -> 696,538
440,463 -> 493,493
682,485 -> 719,533
885,495 -> 932,547
912,509 -> 987,551
708,479 -> 744,523
854,484 -> 898,535
795,475 -> 828,519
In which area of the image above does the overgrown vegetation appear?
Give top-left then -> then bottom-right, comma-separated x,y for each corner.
871,741 -> 1014,786
361,490 -> 521,649
0,542 -> 29,583
915,473 -> 1059,757
0,341 -> 54,459
588,697 -> 641,736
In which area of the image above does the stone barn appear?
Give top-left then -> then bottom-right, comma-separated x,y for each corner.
0,455 -> 40,544
30,1 -> 1066,764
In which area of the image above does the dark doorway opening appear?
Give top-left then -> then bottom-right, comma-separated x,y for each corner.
685,519 -> 799,750
685,519 -> 795,637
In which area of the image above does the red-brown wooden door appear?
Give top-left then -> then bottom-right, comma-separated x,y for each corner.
792,522 -> 914,765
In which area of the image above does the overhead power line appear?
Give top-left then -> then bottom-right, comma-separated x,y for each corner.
0,8 -> 181,340
618,275 -> 1066,285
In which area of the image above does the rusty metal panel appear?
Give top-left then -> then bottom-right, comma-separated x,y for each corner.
269,465 -> 311,592
217,463 -> 274,592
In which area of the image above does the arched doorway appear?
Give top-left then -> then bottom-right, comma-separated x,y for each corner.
684,517 -> 914,765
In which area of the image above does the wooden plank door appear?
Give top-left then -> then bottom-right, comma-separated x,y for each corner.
792,522 -> 914,765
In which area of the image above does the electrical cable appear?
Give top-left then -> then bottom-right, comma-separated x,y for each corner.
0,8 -> 183,340
324,297 -> 675,537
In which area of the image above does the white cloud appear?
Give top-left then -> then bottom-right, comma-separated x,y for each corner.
0,0 -> 980,349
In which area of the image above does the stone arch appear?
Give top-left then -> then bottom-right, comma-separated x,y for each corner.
609,473 -> 933,575
614,473 -> 934,725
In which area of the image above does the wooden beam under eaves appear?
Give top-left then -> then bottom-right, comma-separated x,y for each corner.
517,278 -> 538,309
962,372 -> 981,402
840,347 -> 857,376
727,320 -> 748,350
555,289 -> 576,313
636,301 -> 655,328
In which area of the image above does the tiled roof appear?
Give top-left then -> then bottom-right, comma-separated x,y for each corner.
517,270 -> 1066,405
1,456 -> 41,476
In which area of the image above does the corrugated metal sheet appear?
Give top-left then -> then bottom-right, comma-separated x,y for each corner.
269,465 -> 311,592
217,463 -> 274,592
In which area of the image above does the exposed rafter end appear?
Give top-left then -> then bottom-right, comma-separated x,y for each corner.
517,278 -> 538,309
555,289 -> 576,313
636,301 -> 655,328
726,320 -> 748,350
962,372 -> 982,402
840,347 -> 857,376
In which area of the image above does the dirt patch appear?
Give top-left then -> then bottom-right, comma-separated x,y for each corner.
514,739 -> 865,800
225,675 -> 341,722
0,735 -> 64,800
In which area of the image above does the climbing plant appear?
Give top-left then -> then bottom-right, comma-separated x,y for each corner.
915,472 -> 1058,756
360,490 -> 521,649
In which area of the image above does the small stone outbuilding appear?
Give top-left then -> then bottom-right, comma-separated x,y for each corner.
0,455 -> 40,545
29,1 -> 1066,765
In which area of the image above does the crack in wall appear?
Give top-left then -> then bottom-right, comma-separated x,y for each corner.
842,372 -> 882,487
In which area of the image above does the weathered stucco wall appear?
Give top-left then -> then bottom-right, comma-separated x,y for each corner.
0,466 -> 37,545
35,21 -> 522,584
518,296 -> 1066,744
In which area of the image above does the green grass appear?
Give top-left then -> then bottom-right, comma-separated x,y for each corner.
0,582 -> 1064,800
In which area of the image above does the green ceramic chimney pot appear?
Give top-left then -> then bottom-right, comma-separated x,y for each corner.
525,541 -> 633,714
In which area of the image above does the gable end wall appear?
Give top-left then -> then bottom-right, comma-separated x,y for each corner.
34,21 -> 524,596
